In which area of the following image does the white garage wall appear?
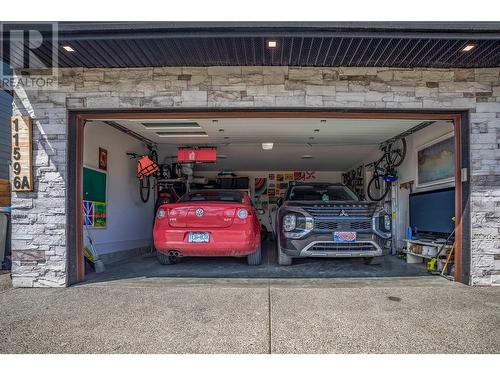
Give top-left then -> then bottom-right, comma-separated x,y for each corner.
395,122 -> 455,249
196,170 -> 343,185
351,122 -> 455,251
83,123 -> 154,256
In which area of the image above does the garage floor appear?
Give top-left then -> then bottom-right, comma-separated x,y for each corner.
84,241 -> 429,284
1,276 -> 499,353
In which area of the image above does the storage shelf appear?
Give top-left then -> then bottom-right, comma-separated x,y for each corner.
403,250 -> 433,260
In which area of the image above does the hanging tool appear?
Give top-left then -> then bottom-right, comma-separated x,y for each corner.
83,221 -> 105,273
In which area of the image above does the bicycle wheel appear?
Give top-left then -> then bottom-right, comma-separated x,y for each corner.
171,163 -> 183,179
150,149 -> 159,163
386,138 -> 407,167
140,176 -> 151,203
367,174 -> 390,201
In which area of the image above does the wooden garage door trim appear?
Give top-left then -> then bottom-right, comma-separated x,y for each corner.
68,109 -> 468,285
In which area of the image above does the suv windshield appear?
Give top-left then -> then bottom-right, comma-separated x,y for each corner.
180,191 -> 244,203
287,185 -> 359,201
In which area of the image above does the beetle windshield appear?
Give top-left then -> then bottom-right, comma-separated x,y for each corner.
180,191 -> 244,203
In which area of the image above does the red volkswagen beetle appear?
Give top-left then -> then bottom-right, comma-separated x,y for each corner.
153,190 -> 262,265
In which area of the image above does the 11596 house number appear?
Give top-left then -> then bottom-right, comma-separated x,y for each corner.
11,116 -> 33,192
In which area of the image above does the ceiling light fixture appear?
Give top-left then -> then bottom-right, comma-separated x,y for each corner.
142,122 -> 201,130
262,142 -> 274,150
462,44 -> 476,52
156,131 -> 208,138
62,45 -> 75,52
267,40 -> 277,48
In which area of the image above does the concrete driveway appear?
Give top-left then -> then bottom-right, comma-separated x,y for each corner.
0,276 -> 499,353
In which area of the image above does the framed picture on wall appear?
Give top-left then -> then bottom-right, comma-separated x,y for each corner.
99,147 -> 108,171
416,132 -> 455,188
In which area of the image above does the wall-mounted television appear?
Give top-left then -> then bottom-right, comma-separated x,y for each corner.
409,187 -> 455,239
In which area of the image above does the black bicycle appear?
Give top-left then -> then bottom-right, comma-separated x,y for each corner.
367,138 -> 407,202
127,147 -> 159,203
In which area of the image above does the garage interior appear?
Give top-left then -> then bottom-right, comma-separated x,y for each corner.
79,113 -> 459,283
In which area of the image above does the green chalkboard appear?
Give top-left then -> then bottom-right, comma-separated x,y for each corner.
83,167 -> 107,203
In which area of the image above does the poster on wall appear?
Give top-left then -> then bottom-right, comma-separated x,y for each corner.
99,147 -> 108,171
417,133 -> 455,187
254,177 -> 268,195
294,171 -> 316,181
83,200 -> 107,228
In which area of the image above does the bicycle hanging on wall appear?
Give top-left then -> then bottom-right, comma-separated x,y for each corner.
127,147 -> 160,203
366,137 -> 407,202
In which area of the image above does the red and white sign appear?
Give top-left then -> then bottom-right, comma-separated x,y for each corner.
177,148 -> 217,163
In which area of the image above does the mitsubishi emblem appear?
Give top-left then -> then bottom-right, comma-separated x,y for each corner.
339,209 -> 349,217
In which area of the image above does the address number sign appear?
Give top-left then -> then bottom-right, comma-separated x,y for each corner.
11,116 -> 33,192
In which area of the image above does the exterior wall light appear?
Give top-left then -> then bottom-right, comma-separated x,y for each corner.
462,44 -> 476,52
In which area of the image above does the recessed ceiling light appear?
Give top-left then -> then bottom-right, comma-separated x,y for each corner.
142,122 -> 201,130
301,155 -> 313,159
262,142 -> 274,150
156,131 -> 208,138
62,45 -> 75,52
462,44 -> 476,52
267,40 -> 277,48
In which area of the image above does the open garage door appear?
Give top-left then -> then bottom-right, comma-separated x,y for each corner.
70,111 -> 466,285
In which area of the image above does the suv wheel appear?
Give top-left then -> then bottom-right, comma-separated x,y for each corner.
363,257 -> 374,265
278,249 -> 292,266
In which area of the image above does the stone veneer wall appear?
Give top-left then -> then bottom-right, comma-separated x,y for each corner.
11,66 -> 500,287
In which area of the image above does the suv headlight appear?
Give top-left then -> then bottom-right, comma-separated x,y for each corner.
384,214 -> 391,231
281,212 -> 314,239
283,214 -> 296,232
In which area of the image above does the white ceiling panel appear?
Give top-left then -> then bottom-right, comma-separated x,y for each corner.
89,117 -> 451,171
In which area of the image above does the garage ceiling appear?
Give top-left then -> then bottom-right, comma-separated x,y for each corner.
91,117 -> 452,171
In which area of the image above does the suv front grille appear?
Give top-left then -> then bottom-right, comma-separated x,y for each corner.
309,242 -> 377,252
303,204 -> 377,218
314,220 -> 371,232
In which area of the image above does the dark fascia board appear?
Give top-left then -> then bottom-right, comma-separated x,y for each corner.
37,21 -> 500,40
56,21 -> 500,32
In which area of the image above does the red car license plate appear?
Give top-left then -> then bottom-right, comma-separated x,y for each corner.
188,232 -> 210,243
334,231 -> 357,242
